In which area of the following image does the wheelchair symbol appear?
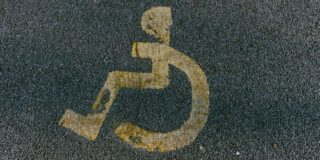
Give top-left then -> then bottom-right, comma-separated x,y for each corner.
59,6 -> 210,152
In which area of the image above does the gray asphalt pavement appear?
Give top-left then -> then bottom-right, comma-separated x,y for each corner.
1,0 -> 320,159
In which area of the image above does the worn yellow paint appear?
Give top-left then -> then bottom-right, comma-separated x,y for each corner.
59,109 -> 106,140
141,7 -> 172,45
59,6 -> 210,152
114,42 -> 209,152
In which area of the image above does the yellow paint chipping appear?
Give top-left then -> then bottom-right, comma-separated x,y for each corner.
59,6 -> 210,152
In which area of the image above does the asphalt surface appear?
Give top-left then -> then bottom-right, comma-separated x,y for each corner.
0,0 -> 320,159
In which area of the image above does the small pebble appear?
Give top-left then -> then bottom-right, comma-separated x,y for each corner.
199,145 -> 205,153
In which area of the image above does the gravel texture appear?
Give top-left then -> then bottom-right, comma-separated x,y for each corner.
0,0 -> 320,159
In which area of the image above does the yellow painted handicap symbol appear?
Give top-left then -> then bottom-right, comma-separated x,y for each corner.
59,6 -> 210,152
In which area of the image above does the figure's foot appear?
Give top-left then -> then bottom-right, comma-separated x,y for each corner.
59,109 -> 106,140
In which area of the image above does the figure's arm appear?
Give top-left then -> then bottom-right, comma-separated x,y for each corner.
92,42 -> 170,111
132,42 -> 160,59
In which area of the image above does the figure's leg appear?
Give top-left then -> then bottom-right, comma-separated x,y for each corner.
92,71 -> 153,110
92,68 -> 171,111
91,84 -> 110,111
